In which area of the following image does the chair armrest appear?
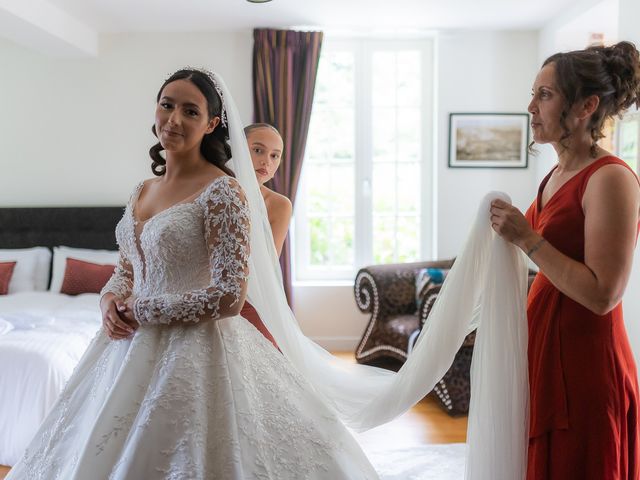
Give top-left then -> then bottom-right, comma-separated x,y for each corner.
417,283 -> 476,347
418,267 -> 539,318
416,266 -> 538,348
354,259 -> 454,317
418,284 -> 441,329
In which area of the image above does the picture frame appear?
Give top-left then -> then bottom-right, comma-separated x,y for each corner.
448,113 -> 530,168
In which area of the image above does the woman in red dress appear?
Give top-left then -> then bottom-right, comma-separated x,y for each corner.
491,41 -> 640,479
239,124 -> 292,350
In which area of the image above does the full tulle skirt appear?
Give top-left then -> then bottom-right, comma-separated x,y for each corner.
7,317 -> 379,480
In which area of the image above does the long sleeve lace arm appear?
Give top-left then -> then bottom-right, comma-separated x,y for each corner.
132,178 -> 251,325
100,250 -> 134,300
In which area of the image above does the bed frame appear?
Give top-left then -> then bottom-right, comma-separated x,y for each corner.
0,207 -> 124,251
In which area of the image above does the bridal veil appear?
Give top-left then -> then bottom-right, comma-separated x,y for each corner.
214,72 -> 529,480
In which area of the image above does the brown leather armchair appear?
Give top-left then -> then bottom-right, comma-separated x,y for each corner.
354,258 -> 536,415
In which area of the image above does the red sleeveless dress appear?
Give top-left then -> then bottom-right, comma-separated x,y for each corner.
525,156 -> 640,479
239,302 -> 279,350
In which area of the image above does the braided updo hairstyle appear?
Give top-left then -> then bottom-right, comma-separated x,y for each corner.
149,69 -> 234,176
542,41 -> 640,157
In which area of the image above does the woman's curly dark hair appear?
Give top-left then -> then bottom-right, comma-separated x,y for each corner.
149,68 -> 234,176
539,41 -> 640,157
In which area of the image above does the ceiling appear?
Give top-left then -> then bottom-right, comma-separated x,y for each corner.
0,0 -> 612,57
44,0 -> 583,32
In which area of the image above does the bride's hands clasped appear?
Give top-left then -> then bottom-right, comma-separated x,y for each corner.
120,297 -> 137,324
100,293 -> 139,340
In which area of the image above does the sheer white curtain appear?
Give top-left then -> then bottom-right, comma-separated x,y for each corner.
216,72 -> 529,480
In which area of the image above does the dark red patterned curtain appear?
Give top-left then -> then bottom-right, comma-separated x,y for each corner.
252,29 -> 323,305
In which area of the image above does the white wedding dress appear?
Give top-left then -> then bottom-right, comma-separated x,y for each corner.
7,176 -> 379,480
8,72 -> 530,480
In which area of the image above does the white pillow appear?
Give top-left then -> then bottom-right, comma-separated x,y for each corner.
0,247 -> 52,293
0,318 -> 13,335
50,246 -> 119,293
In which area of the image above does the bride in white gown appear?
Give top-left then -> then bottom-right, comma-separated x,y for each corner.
8,68 -> 530,480
7,69 -> 379,480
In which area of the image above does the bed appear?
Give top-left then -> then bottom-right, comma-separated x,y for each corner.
0,206 -> 123,466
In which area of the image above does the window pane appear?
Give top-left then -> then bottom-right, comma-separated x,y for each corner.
397,107 -> 421,162
330,106 -> 355,164
300,48 -> 356,275
306,110 -> 332,164
309,217 -> 330,265
372,51 -> 397,107
620,118 -> 639,172
397,51 -> 421,107
372,163 -> 396,214
331,164 -> 355,215
370,49 -> 422,266
330,218 -> 354,266
306,107 -> 354,164
397,163 -> 420,214
397,216 -> 420,262
315,52 -> 354,107
372,107 -> 397,163
305,165 -> 330,215
373,216 -> 396,263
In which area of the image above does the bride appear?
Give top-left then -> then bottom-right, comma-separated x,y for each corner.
7,68 -> 529,479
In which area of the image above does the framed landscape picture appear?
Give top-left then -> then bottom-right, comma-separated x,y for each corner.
448,113 -> 530,168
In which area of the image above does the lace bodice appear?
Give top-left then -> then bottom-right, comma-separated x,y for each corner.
101,176 -> 251,325
9,174 -> 380,480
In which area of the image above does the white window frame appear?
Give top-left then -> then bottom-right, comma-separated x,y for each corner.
293,36 -> 436,282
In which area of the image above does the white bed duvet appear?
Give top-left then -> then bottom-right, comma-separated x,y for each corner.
0,292 -> 102,466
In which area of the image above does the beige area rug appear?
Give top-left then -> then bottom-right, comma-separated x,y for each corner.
364,443 -> 466,480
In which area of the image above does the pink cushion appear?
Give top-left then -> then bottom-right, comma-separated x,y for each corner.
60,257 -> 115,296
0,261 -> 17,295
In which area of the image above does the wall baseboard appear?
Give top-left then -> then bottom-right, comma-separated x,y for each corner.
310,336 -> 360,352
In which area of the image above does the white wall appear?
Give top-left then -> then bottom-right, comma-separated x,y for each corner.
0,29 -> 541,350
293,283 -> 369,351
436,30 -> 539,258
538,0 -> 618,62
535,0 -> 619,184
0,31 -> 253,207
618,0 -> 640,363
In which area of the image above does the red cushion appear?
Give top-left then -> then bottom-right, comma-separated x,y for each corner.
0,261 -> 17,295
60,257 -> 115,296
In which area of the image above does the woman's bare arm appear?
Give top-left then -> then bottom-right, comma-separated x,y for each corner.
267,194 -> 293,257
492,164 -> 639,315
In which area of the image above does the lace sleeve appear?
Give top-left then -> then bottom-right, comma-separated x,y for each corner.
132,178 -> 251,325
100,251 -> 134,300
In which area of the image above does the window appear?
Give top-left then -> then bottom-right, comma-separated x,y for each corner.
294,38 -> 434,281
616,110 -> 640,174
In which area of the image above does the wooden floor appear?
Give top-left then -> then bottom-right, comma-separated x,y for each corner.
0,352 -> 467,479
334,351 -> 468,450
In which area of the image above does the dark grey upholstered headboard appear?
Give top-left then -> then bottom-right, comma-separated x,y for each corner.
0,207 -> 125,251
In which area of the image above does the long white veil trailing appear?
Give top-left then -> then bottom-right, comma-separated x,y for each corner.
214,72 -> 530,480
